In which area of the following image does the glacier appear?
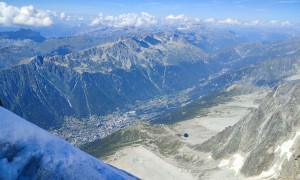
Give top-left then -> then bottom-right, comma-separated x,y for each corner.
0,107 -> 138,179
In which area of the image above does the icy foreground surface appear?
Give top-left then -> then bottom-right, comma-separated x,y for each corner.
0,107 -> 138,179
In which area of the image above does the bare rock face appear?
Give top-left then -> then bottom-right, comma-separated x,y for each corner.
199,81 -> 300,177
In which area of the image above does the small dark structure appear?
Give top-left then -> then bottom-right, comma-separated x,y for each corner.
183,133 -> 189,138
0,99 -> 3,107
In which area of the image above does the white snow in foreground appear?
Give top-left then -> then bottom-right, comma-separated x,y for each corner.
0,107 -> 138,180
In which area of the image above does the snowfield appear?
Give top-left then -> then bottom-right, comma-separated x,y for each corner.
0,107 -> 138,179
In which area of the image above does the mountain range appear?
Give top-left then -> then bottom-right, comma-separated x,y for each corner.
1,26 -> 300,179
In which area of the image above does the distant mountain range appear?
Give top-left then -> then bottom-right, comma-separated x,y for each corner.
0,28 -> 299,132
0,29 -> 238,130
0,29 -> 46,42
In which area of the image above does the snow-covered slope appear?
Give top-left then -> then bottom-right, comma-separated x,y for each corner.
0,107 -> 138,179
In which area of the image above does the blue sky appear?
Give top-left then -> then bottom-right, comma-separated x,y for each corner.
5,0 -> 300,22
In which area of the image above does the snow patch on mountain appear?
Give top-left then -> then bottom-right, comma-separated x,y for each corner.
231,154 -> 245,175
285,74 -> 300,81
218,153 -> 245,175
255,162 -> 282,180
218,159 -> 230,168
275,132 -> 300,161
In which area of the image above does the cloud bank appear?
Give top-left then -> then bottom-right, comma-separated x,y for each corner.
90,12 -> 292,28
0,2 -> 53,26
90,12 -> 157,27
0,1 -> 293,28
217,18 -> 241,25
165,14 -> 190,22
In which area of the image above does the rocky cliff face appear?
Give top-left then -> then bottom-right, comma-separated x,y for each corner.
0,58 -> 162,129
199,80 -> 300,178
49,33 -> 212,90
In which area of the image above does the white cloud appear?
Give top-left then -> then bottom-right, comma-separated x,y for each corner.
217,18 -> 240,25
90,13 -> 293,28
0,2 -> 53,26
203,17 -> 216,23
270,20 -> 291,26
77,16 -> 85,21
280,21 -> 291,26
49,11 -> 66,20
200,17 -> 292,27
165,14 -> 205,29
241,19 -> 292,27
270,20 -> 280,24
243,20 -> 262,26
165,14 -> 189,22
90,12 -> 158,27
50,11 -> 77,22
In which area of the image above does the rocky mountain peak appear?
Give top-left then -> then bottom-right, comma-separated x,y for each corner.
199,80 -> 300,177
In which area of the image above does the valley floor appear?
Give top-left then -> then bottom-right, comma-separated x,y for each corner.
104,86 -> 269,179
